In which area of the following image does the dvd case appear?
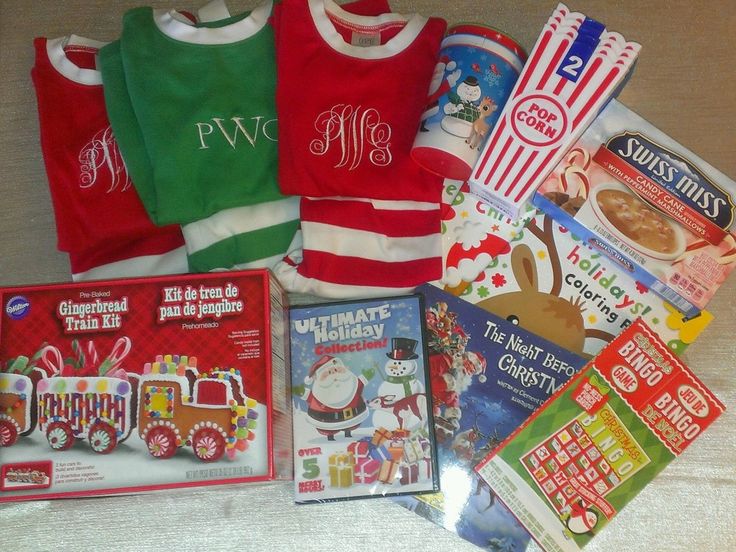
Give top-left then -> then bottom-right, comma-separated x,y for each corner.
290,294 -> 439,503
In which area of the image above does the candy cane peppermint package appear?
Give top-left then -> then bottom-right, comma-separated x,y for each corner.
469,3 -> 640,220
534,99 -> 736,318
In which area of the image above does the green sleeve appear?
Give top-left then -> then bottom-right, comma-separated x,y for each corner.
98,40 -> 159,223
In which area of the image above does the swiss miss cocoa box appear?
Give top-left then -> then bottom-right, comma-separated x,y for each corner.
475,319 -> 725,552
534,100 -> 736,318
0,270 -> 291,502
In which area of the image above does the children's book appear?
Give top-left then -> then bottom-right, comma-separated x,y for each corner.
437,210 -> 713,359
290,295 -> 439,503
392,284 -> 587,551
475,319 -> 725,552
440,181 -> 535,293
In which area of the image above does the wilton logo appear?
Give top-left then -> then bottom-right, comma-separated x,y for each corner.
310,104 -> 392,170
5,296 -> 30,320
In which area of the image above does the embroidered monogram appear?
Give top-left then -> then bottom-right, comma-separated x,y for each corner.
309,104 -> 392,170
79,127 -> 131,192
195,116 -> 277,150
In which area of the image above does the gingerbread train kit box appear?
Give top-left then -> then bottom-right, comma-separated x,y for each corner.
535,99 -> 736,318
0,270 -> 292,502
393,284 -> 586,551
289,295 -> 439,503
475,319 -> 724,552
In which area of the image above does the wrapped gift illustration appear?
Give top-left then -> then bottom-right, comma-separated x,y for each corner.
403,437 -> 425,463
418,457 -> 432,480
371,427 -> 392,446
347,439 -> 371,459
399,462 -> 420,486
328,452 -> 355,488
354,458 -> 381,485
378,460 -> 400,484
388,438 -> 406,461
392,429 -> 411,440
369,444 -> 393,462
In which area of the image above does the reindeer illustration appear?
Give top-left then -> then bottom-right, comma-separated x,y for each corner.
475,214 -> 614,357
466,97 -> 497,150
367,393 -> 427,433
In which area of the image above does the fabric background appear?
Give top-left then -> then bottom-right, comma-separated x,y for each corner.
1,1 -> 734,550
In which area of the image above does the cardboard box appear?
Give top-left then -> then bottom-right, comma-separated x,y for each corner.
475,319 -> 725,551
0,270 -> 291,502
469,7 -> 640,220
534,100 -> 736,318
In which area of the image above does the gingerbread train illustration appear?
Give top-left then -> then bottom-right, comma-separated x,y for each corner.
0,352 -> 258,463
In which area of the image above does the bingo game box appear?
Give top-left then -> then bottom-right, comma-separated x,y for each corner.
0,269 -> 292,502
475,319 -> 724,552
535,100 -> 736,318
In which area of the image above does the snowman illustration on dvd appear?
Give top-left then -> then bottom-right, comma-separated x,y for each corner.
370,337 -> 426,430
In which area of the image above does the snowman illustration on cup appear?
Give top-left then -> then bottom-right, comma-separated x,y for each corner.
441,76 -> 483,137
370,337 -> 427,430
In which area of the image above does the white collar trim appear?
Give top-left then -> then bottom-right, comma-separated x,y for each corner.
46,35 -> 107,85
308,0 -> 427,60
154,0 -> 272,45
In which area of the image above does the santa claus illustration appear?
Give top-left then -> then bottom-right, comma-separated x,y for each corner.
300,355 -> 370,440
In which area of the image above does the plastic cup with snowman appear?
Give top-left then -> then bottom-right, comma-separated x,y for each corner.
412,24 -> 526,180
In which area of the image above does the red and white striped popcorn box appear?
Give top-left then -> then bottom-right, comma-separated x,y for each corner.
469,2 -> 640,220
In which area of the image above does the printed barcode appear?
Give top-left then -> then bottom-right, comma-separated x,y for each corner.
650,281 -> 694,313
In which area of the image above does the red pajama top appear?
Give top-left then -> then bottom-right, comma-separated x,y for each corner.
32,35 -> 185,279
274,0 -> 446,202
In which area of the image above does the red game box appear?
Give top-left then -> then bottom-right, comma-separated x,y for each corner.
0,269 -> 291,502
